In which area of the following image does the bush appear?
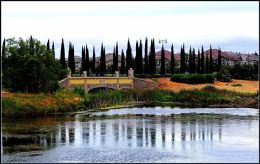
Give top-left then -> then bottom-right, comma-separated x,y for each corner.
215,67 -> 231,82
72,86 -> 86,97
170,74 -> 214,84
134,74 -> 171,78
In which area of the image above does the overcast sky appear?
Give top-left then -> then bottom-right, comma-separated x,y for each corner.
2,1 -> 259,58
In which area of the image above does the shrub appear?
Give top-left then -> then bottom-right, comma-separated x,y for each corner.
72,86 -> 86,97
170,74 -> 214,84
231,84 -> 242,87
215,67 -> 231,82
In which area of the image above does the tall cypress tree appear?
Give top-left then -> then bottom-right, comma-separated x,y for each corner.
29,36 -> 34,56
126,39 -> 133,75
170,44 -> 175,74
120,49 -> 126,75
192,48 -> 196,74
217,47 -> 222,71
201,45 -> 204,74
81,46 -> 86,74
112,47 -> 116,73
72,45 -> 75,74
85,44 -> 89,75
160,45 -> 165,75
138,40 -> 143,74
149,39 -> 156,74
2,38 -> 6,70
60,38 -> 66,69
100,43 -> 106,75
189,46 -> 192,74
180,44 -> 186,73
209,45 -> 213,73
197,49 -> 201,73
206,53 -> 209,74
115,42 -> 119,71
47,39 -> 50,51
68,43 -> 75,74
144,37 -> 149,74
68,42 -> 72,72
52,42 -> 55,57
92,46 -> 96,74
135,40 -> 139,74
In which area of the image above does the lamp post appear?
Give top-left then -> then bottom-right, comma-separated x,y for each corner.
159,39 -> 167,46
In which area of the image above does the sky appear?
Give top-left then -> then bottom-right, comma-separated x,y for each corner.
1,1 -> 259,59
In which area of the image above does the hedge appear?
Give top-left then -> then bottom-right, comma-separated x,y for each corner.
170,73 -> 214,84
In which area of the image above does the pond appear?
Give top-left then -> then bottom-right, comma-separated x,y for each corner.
1,107 -> 259,163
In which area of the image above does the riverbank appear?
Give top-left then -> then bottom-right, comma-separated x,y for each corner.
2,85 -> 258,117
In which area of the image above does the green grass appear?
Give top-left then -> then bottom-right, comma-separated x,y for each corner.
2,85 -> 258,117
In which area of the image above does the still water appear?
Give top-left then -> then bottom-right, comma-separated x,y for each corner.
2,107 -> 259,163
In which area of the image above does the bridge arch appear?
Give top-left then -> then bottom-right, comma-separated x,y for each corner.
87,86 -> 117,93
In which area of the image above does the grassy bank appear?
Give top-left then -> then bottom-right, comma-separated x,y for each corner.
2,86 -> 258,117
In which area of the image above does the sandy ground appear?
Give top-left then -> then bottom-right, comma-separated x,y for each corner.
158,78 -> 259,93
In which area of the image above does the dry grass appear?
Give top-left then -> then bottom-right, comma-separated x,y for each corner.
158,78 -> 259,93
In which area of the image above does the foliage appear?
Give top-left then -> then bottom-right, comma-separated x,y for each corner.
68,42 -> 75,74
120,49 -> 126,74
149,39 -> 156,74
72,86 -> 86,97
2,37 -> 67,93
215,66 -> 232,82
92,46 -> 96,74
60,38 -> 66,69
126,39 -> 133,75
171,73 -> 215,84
170,44 -> 175,74
180,44 -> 186,73
144,37 -> 149,74
228,63 -> 258,80
160,45 -> 165,75
100,43 -> 106,75
85,44 -> 90,74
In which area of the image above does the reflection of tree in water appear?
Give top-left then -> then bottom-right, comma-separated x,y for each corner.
6,116 -> 250,153
136,120 -> 143,147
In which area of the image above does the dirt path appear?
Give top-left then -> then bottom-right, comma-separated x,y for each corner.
158,78 -> 259,93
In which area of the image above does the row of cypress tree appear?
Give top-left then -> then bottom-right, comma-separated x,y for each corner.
59,38 -> 222,76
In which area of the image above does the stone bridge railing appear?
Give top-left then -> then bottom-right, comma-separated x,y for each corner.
58,68 -> 158,92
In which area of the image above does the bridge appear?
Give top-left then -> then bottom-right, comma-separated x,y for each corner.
58,69 -> 158,92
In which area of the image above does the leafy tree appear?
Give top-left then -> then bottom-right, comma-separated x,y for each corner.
135,40 -> 143,74
135,40 -> 139,74
1,38 -> 6,70
217,48 -> 221,71
3,37 -> 67,93
189,46 -> 192,74
144,37 -> 149,74
68,42 -> 75,74
81,46 -> 86,74
115,42 -> 119,71
126,39 -> 133,75
92,46 -> 96,74
170,44 -> 175,74
206,52 -> 209,73
192,48 -> 196,74
60,38 -> 66,69
52,42 -> 55,57
209,45 -> 213,73
149,39 -> 156,74
160,45 -> 165,75
201,45 -> 204,73
180,44 -> 186,73
197,49 -> 200,73
112,47 -> 116,73
85,44 -> 89,75
120,49 -> 126,75
47,39 -> 50,51
100,43 -> 106,75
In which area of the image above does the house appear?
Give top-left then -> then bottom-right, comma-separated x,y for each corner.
155,50 -> 180,68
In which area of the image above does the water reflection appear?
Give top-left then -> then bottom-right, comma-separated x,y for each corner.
3,116 -> 249,153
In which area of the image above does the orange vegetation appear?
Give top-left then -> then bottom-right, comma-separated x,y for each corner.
158,78 -> 259,93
